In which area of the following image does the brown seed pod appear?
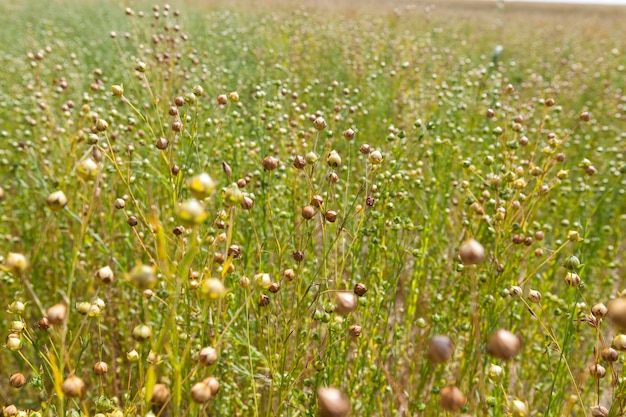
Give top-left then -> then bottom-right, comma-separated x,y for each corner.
459,238 -> 485,265
93,361 -> 109,376
151,383 -> 170,406
46,303 -> 68,325
302,205 -> 316,220
486,329 -> 522,360
259,294 -> 270,307
354,283 -> 368,296
589,364 -> 606,379
199,347 -> 218,366
348,325 -> 362,337
38,317 -> 50,330
203,376 -> 220,396
601,347 -> 619,362
156,137 -> 169,150
592,303 -> 608,319
313,117 -> 327,131
61,375 -> 85,398
427,335 -> 455,363
317,387 -> 350,417
325,211 -> 338,223
282,269 -> 295,282
95,266 -> 114,284
262,156 -> 278,171
46,191 -> 68,211
190,381 -> 212,404
310,195 -> 324,208
269,282 -> 280,293
607,298 -> 626,330
591,405 -> 609,417
9,373 -> 26,388
293,155 -> 306,169
510,400 -> 529,417
439,385 -> 466,412
2,405 -> 17,417
335,292 -> 357,315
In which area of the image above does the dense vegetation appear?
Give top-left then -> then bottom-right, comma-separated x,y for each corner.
1,1 -> 625,416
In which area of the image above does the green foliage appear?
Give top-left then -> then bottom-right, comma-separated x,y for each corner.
0,1 -> 625,416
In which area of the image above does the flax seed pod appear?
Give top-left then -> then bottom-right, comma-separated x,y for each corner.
459,238 -> 485,265
317,387 -> 350,417
61,375 -> 85,398
439,385 -> 466,412
427,335 -> 454,363
486,329 -> 522,360
335,292 -> 357,315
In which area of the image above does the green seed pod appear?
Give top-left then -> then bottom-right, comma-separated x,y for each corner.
368,150 -> 383,165
305,151 -> 319,165
221,183 -> 244,207
95,118 -> 109,132
128,264 -> 157,290
201,278 -> 226,301
6,253 -> 28,276
111,84 -> 124,96
8,301 -> 25,314
487,363 -> 503,381
132,324 -> 152,342
76,158 -> 100,181
510,399 -> 529,417
76,302 -> 91,315
563,255 -> 581,271
192,85 -> 204,96
6,334 -> 22,351
176,199 -> 208,226
46,191 -> 68,211
327,150 -> 342,168
188,173 -> 216,200
127,350 -> 140,362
